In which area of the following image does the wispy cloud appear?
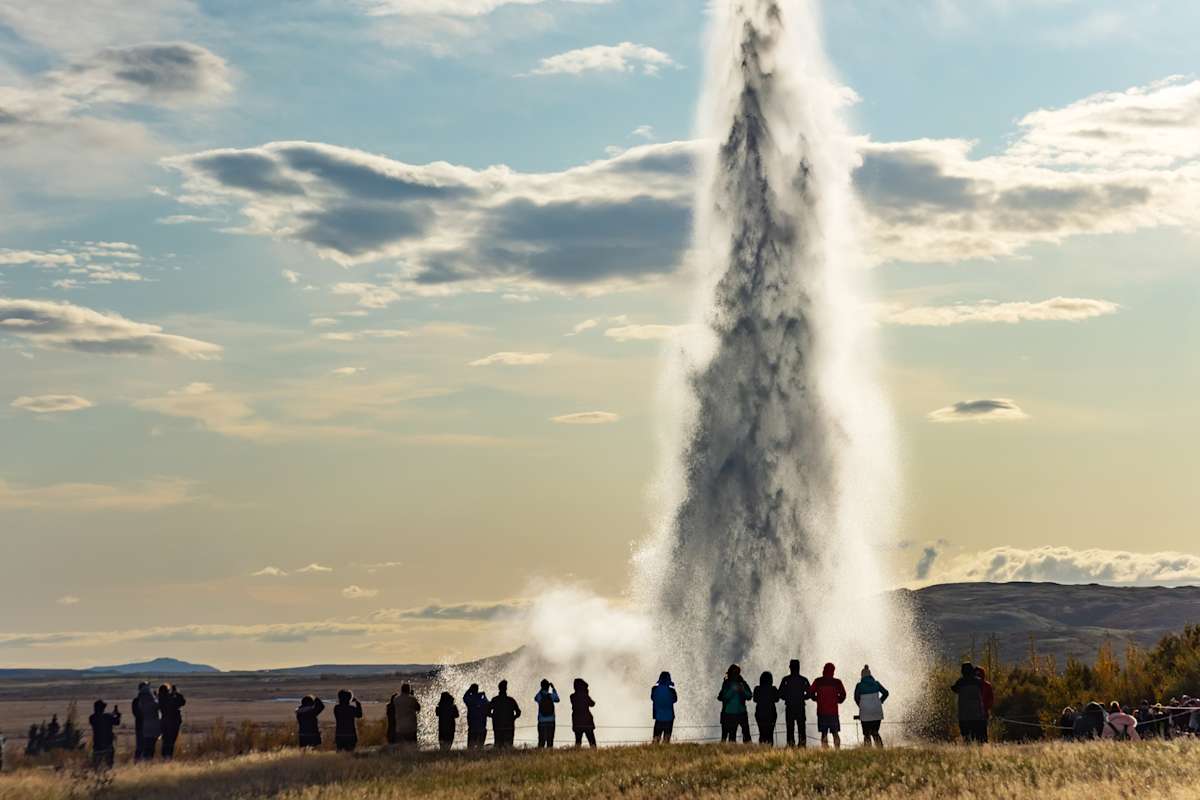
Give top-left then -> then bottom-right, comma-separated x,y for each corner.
468,352 -> 551,367
927,398 -> 1030,423
342,585 -> 379,599
0,478 -> 197,512
528,42 -> 679,77
56,595 -> 81,606
566,319 -> 598,336
251,566 -> 288,577
296,563 -> 333,574
883,297 -> 1120,326
925,545 -> 1200,586
604,324 -> 686,342
11,394 -> 93,414
551,411 -> 619,425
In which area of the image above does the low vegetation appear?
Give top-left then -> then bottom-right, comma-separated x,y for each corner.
2,740 -> 1198,800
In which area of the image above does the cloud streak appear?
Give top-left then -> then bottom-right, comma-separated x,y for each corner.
468,352 -> 551,366
551,411 -> 619,425
0,478 -> 196,512
883,297 -> 1120,326
11,394 -> 93,414
928,398 -> 1029,423
0,298 -> 221,358
528,42 -> 679,76
926,546 -> 1200,586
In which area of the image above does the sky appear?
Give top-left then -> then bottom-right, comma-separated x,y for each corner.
1,0 -> 1198,670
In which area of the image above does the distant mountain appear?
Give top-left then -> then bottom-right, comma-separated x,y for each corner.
904,582 -> 1200,664
244,663 -> 438,677
84,657 -> 220,675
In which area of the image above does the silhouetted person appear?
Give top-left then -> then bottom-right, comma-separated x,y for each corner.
25,724 -> 39,756
853,665 -> 889,748
533,679 -> 560,749
436,692 -> 459,751
334,690 -> 363,752
296,695 -> 325,748
488,680 -> 521,749
1059,707 -> 1077,740
975,667 -> 994,743
46,714 -> 60,743
570,678 -> 597,748
951,662 -> 985,744
390,684 -> 420,747
752,672 -> 780,745
778,660 -> 811,748
157,684 -> 186,759
88,700 -> 121,770
463,684 -> 489,749
651,672 -> 677,743
136,681 -> 161,760
131,682 -> 146,760
1103,702 -> 1140,741
718,664 -> 752,743
808,662 -> 847,749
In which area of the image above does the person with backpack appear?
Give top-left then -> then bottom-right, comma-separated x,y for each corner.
808,662 -> 847,749
88,700 -> 121,770
435,692 -> 459,751
951,662 -> 986,744
333,690 -> 363,752
778,660 -> 811,747
390,684 -> 420,747
752,671 -> 780,745
853,665 -> 889,748
651,671 -> 678,743
296,695 -> 326,748
1103,702 -> 1140,741
533,679 -> 560,748
488,680 -> 521,749
157,684 -> 186,759
718,664 -> 753,743
463,684 -> 490,749
135,682 -> 162,760
569,678 -> 597,748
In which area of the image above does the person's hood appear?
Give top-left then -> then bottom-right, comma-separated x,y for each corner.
960,663 -> 975,678
858,675 -> 883,693
822,663 -> 836,678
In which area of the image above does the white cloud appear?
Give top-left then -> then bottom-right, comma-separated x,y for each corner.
332,282 -> 402,309
926,546 -> 1200,586
566,319 -> 598,336
11,394 -> 93,414
342,585 -> 379,599
551,411 -> 619,425
883,297 -> 1120,326
359,561 -> 403,574
156,214 -> 219,225
604,324 -> 686,342
282,269 -> 302,284
50,42 -> 232,107
0,298 -> 221,358
56,595 -> 81,606
468,351 -> 551,366
251,566 -> 288,577
927,398 -> 1030,423
631,125 -> 656,140
0,1 -> 197,56
0,242 -> 147,287
296,563 -> 333,574
311,317 -> 339,328
331,366 -> 364,376
529,42 -> 679,77
0,477 -> 196,512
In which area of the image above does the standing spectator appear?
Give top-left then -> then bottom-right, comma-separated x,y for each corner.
778,660 -> 811,748
136,682 -> 162,760
533,679 -> 560,748
390,684 -> 421,748
570,679 -> 597,748
808,663 -> 847,749
488,681 -> 521,749
718,664 -> 753,743
752,672 -> 780,746
435,692 -> 459,751
157,684 -> 186,760
853,666 -> 889,748
1103,702 -> 1140,741
88,700 -> 121,770
463,684 -> 489,749
950,663 -> 985,744
333,690 -> 363,752
131,683 -> 146,761
296,695 -> 326,748
651,672 -> 677,743
1058,707 -> 1077,740
975,668 -> 994,743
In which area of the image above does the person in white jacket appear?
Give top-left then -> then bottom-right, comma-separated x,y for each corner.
1102,702 -> 1141,741
852,666 -> 889,748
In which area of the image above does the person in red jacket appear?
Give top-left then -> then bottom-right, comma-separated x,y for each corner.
807,662 -> 847,749
975,667 -> 994,743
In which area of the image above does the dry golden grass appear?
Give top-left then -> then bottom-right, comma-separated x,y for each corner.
2,740 -> 1198,800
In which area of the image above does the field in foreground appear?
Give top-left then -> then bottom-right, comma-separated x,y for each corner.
2,740 -> 1198,800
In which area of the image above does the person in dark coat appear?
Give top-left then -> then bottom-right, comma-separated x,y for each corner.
752,672 -> 780,746
135,682 -> 162,760
463,684 -> 489,749
975,667 -> 994,743
1058,707 -> 1077,740
333,690 -> 363,752
296,695 -> 325,748
157,684 -> 186,759
808,663 -> 847,749
487,680 -> 521,749
570,678 -> 597,748
131,682 -> 146,760
88,700 -> 121,770
390,684 -> 421,747
435,692 -> 459,751
718,664 -> 753,743
778,660 -> 811,747
950,663 -> 986,744
651,672 -> 677,743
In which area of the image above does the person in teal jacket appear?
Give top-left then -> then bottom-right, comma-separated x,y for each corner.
853,666 -> 890,748
718,664 -> 753,743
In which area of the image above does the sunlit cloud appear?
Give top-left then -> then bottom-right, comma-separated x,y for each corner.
927,398 -> 1030,423
551,411 -> 620,425
11,394 -> 93,414
468,352 -> 551,366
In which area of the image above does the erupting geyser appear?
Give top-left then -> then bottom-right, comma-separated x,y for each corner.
633,0 -> 923,725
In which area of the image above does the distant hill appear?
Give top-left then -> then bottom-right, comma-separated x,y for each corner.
243,664 -> 438,677
903,582 -> 1200,664
84,657 -> 221,675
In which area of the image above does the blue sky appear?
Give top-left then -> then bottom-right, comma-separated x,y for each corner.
1,0 -> 1199,668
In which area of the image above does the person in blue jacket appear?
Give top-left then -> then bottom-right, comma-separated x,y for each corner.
651,671 -> 678,743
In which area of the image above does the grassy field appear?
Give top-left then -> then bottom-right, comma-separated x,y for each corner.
1,740 -> 1197,800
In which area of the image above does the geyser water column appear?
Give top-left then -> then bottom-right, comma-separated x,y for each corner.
634,0 -> 922,725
